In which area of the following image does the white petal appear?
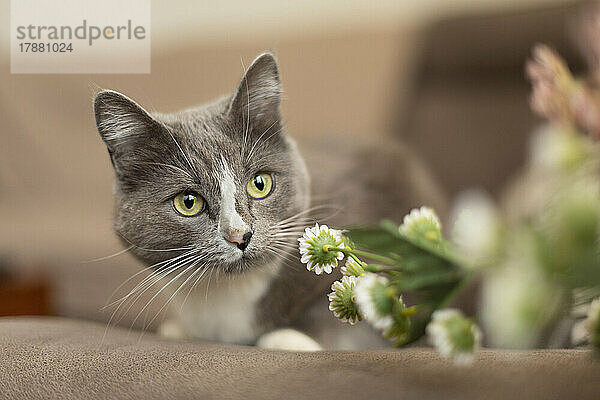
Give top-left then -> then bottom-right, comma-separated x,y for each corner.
310,224 -> 320,236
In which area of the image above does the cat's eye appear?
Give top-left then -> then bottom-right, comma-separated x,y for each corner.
173,191 -> 205,216
247,173 -> 273,199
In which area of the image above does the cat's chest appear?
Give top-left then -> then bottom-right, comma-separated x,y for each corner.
173,266 -> 279,344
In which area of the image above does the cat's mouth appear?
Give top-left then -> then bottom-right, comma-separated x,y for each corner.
227,249 -> 244,262
218,243 -> 284,275
218,243 -> 255,271
219,254 -> 254,274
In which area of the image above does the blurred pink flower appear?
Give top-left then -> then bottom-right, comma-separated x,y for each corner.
526,44 -> 574,126
526,42 -> 600,140
571,86 -> 600,140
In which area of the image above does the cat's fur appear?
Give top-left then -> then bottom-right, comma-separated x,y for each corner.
94,53 -> 446,350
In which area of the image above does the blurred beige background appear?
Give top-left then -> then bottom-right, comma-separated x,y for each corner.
0,0 -> 584,324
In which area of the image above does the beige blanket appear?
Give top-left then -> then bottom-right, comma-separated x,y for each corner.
1,317 -> 599,400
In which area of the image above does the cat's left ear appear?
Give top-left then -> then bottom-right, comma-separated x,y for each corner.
228,52 -> 282,127
93,89 -> 165,177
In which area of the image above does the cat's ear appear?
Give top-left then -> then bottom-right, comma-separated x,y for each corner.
94,90 -> 161,154
228,52 -> 282,127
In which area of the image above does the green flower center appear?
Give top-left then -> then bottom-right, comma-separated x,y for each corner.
307,231 -> 342,265
405,220 -> 442,245
444,318 -> 476,352
343,258 -> 366,277
331,283 -> 360,322
371,282 -> 394,316
386,298 -> 412,346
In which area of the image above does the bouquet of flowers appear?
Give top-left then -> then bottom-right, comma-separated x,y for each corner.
298,211 -> 481,365
297,6 -> 600,363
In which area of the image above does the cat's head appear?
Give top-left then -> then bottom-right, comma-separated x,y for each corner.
93,53 -> 310,273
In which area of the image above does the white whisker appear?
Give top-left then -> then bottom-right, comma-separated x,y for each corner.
102,248 -> 199,310
274,205 -> 335,226
265,248 -> 300,269
82,245 -> 134,263
101,251 -> 203,344
246,122 -> 281,162
240,57 -> 251,155
113,253 -> 202,318
141,162 -> 194,179
180,264 -> 213,310
165,125 -> 197,179
129,255 -> 205,329
143,256 -> 210,330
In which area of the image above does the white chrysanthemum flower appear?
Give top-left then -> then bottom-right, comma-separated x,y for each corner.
427,308 -> 482,366
450,189 -> 499,264
298,223 -> 344,275
328,276 -> 360,325
354,273 -> 394,331
341,256 -> 365,277
400,206 -> 443,244
585,297 -> 600,348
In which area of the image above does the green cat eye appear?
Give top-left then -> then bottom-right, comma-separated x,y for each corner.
247,173 -> 273,199
173,191 -> 205,216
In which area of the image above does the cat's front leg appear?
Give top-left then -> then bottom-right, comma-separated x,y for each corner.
256,328 -> 322,351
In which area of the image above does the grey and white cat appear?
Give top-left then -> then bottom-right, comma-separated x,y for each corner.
94,53 -> 446,350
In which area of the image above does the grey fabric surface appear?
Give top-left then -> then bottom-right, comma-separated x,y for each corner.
1,317 -> 599,400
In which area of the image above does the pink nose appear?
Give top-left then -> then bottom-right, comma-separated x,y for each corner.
225,230 -> 252,250
226,230 -> 245,245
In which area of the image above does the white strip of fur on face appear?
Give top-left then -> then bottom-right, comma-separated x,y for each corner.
218,158 -> 249,239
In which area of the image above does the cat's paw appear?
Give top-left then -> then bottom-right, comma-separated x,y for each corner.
256,329 -> 322,351
157,319 -> 186,339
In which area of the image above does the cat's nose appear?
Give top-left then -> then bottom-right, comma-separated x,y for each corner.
225,230 -> 252,251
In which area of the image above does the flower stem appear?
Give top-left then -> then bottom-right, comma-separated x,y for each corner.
323,246 -> 399,269
346,248 -> 398,266
364,264 -> 394,273
437,271 -> 473,310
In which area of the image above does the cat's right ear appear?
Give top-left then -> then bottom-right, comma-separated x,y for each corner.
93,90 -> 162,170
228,53 -> 282,128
